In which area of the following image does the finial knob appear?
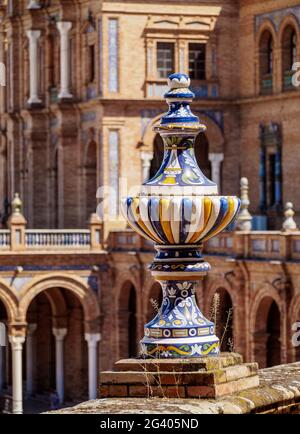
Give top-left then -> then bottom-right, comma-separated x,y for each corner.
12,193 -> 22,215
167,73 -> 191,89
282,201 -> 298,232
236,177 -> 252,231
155,73 -> 204,132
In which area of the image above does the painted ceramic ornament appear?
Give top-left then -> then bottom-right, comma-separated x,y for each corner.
122,73 -> 240,358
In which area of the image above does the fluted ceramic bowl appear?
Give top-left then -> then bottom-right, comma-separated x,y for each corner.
122,195 -> 240,246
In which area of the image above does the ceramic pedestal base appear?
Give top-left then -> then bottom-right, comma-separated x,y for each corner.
140,279 -> 219,358
99,353 -> 259,399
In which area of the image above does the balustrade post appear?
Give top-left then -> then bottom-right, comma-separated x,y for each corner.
89,213 -> 103,250
8,194 -> 27,251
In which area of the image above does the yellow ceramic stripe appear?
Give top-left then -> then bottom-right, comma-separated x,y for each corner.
121,199 -> 154,242
201,342 -> 219,355
125,211 -> 154,243
159,199 -> 175,244
131,198 -> 162,243
202,197 -> 236,242
147,345 -> 192,356
189,197 -> 212,244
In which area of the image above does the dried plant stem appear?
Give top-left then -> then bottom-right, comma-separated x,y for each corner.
220,307 -> 233,348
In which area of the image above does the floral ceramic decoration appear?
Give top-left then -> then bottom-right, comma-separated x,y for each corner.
122,73 -> 240,358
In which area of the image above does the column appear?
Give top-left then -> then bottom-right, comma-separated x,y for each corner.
52,328 -> 67,404
57,22 -> 73,99
208,153 -> 224,190
140,151 -> 153,182
26,323 -> 37,396
85,333 -> 101,400
9,335 -> 25,414
26,30 -> 42,104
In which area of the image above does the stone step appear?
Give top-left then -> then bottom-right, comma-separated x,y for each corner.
100,363 -> 258,387
115,352 -> 244,373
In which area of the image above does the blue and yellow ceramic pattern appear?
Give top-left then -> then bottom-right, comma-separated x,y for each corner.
121,73 -> 240,358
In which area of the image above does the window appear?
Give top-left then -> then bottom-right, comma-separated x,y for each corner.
291,32 -> 297,66
267,153 -> 276,207
189,43 -> 206,80
267,36 -> 273,74
156,42 -> 174,78
282,27 -> 297,90
88,44 -> 95,83
259,30 -> 274,94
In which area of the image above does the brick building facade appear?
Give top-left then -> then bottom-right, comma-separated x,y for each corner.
0,0 -> 300,413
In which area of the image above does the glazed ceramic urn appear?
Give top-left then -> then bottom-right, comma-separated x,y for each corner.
122,73 -> 240,358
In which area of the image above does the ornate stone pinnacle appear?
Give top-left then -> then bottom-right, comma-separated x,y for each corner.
282,202 -> 298,232
12,193 -> 22,215
237,177 -> 252,231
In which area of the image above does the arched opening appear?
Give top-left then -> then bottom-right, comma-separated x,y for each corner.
212,288 -> 233,352
282,26 -> 297,90
118,282 -> 138,359
146,282 -> 163,323
254,297 -> 281,368
24,288 -> 88,410
0,299 -> 10,410
259,30 -> 274,94
149,132 -> 210,180
84,140 -> 97,221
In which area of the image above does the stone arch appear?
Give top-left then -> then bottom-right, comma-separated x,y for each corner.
18,274 -> 100,331
279,16 -> 299,91
250,287 -> 283,368
0,279 -> 18,323
142,113 -> 163,149
256,19 -> 278,48
257,21 -> 277,95
44,288 -> 67,317
278,14 -> 300,45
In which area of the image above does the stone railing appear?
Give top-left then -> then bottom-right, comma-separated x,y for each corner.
2,219 -> 300,260
107,229 -> 300,261
0,230 -> 11,250
232,231 -> 300,261
0,212 -> 103,253
25,230 -> 91,248
203,232 -> 234,256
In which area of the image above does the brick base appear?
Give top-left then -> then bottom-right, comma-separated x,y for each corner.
99,352 -> 259,399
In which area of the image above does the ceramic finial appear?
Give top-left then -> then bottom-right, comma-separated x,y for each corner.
236,177 -> 252,231
282,202 -> 298,232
